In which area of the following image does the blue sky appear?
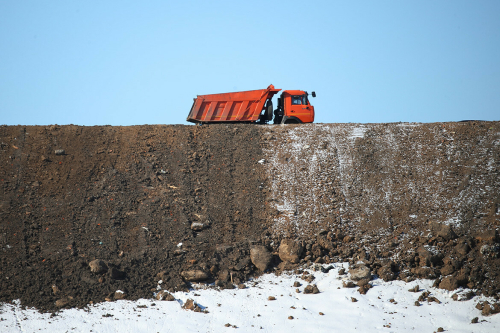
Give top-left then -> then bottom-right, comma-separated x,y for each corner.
1,1 -> 499,125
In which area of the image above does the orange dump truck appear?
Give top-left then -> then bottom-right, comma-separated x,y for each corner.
187,84 -> 315,124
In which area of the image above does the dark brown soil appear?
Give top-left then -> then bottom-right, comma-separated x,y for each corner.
0,124 -> 269,311
0,121 -> 499,312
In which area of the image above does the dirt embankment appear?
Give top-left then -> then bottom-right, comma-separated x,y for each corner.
0,121 -> 499,312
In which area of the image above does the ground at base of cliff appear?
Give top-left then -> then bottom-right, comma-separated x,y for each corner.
1,263 -> 500,333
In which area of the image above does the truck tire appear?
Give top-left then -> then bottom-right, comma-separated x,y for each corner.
265,101 -> 273,121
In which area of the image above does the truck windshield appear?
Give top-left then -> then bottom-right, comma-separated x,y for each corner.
291,95 -> 307,105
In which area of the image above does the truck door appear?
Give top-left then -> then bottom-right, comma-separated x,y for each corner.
288,94 -> 314,123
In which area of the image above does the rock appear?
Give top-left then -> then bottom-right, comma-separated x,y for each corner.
440,264 -> 456,276
471,317 -> 478,324
455,242 -> 470,256
414,301 -> 420,306
411,267 -> 438,279
432,222 -> 457,240
293,281 -> 301,287
377,264 -> 395,282
277,261 -> 298,271
52,284 -> 61,295
235,258 -> 251,271
342,281 -> 355,288
482,302 -> 500,316
238,284 -> 246,289
183,299 -> 196,310
343,235 -> 354,243
156,270 -> 168,281
279,239 -> 303,263
428,296 -> 441,304
349,265 -> 371,281
319,312 -> 324,315
452,290 -> 474,301
418,291 -> 430,302
338,268 -> 346,275
480,244 -> 499,258
417,246 -> 443,267
89,259 -> 108,274
358,283 -> 372,295
317,234 -> 334,251
303,284 -> 320,294
304,274 -> 315,283
181,270 -> 209,282
268,296 -> 276,301
55,296 -> 73,307
114,290 -> 126,300
408,285 -> 419,293
54,149 -> 66,155
190,222 -> 207,231
351,297 -> 358,302
288,316 -> 294,320
250,245 -> 272,271
356,278 -> 370,287
437,327 -> 444,332
311,243 -> 322,258
156,290 -> 175,301
314,257 -> 324,264
439,276 -> 459,291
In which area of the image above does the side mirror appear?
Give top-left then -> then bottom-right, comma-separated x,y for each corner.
311,91 -> 316,97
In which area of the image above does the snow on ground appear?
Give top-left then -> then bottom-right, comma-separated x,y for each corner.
1,263 -> 499,333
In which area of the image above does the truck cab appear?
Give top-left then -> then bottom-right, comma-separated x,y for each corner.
273,90 -> 315,124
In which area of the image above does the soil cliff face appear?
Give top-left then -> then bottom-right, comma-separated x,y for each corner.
1,121 -> 499,311
0,124 -> 268,310
263,122 -> 500,238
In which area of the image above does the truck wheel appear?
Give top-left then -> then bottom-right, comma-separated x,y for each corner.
265,101 -> 273,121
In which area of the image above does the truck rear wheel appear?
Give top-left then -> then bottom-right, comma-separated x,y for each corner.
265,101 -> 273,121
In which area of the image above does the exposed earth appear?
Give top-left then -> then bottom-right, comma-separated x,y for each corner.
0,121 -> 499,312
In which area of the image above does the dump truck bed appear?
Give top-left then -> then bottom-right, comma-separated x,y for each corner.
187,85 -> 281,123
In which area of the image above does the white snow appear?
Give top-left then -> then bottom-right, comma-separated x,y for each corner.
2,263 -> 499,332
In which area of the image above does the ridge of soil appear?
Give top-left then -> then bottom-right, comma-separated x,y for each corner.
0,121 -> 499,312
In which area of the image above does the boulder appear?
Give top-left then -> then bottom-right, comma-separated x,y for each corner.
181,270 -> 209,282
250,245 -> 272,271
349,265 -> 371,282
183,299 -> 196,310
190,222 -> 206,231
455,241 -> 470,256
377,264 -> 395,282
89,259 -> 108,274
55,297 -> 73,307
430,222 -> 457,241
411,267 -> 438,279
303,284 -> 320,294
438,274 -> 467,291
114,290 -> 126,300
480,244 -> 499,258
156,290 -> 175,301
279,239 -> 304,264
